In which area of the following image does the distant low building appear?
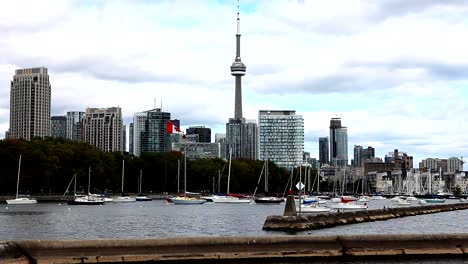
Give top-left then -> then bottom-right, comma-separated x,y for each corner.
172,142 -> 221,160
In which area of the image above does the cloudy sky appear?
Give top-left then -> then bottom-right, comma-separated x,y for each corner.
1,0 -> 467,169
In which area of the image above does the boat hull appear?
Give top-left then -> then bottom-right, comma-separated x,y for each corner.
254,198 -> 283,204
172,198 -> 206,204
113,197 -> 137,203
67,200 -> 104,205
6,198 -> 37,205
136,196 -> 153,201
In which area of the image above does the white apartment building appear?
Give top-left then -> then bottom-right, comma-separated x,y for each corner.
82,107 -> 123,153
9,67 -> 51,140
258,110 -> 304,169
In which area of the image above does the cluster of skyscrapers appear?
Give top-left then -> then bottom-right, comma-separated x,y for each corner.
5,5 -> 464,178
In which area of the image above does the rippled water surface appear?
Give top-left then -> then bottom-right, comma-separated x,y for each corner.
1,199 -> 467,240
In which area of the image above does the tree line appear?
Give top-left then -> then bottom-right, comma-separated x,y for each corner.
0,138 -> 322,196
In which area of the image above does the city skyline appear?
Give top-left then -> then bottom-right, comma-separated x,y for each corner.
1,1 -> 467,168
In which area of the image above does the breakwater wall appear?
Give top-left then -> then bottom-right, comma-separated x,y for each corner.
264,202 -> 468,232
2,234 -> 468,263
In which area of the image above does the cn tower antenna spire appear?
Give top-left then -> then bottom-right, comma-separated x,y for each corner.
231,0 -> 246,119
237,0 -> 240,35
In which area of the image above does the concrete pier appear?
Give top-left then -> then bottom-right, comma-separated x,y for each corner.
2,234 -> 468,263
264,202 -> 468,231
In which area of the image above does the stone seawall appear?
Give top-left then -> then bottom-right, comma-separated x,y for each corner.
264,202 -> 468,231
2,234 -> 468,263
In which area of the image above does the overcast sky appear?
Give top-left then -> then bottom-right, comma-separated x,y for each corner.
1,0 -> 467,169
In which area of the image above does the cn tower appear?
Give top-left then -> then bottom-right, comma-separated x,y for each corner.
230,1 -> 246,119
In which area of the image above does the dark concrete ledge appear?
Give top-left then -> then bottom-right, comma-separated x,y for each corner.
264,203 -> 468,232
2,234 -> 468,263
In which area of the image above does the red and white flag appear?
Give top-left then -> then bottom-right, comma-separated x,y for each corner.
166,121 -> 183,135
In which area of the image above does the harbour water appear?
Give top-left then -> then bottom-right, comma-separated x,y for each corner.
1,199 -> 467,240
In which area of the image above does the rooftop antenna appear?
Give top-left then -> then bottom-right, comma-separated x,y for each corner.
160,99 -> 163,111
154,97 -> 156,110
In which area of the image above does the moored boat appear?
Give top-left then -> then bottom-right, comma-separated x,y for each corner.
254,197 -> 283,204
172,196 -> 206,204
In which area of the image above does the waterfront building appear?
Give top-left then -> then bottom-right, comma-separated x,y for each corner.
225,4 -> 257,160
9,67 -> 51,140
215,133 -> 227,160
122,124 -> 126,153
319,137 -> 329,165
66,111 -> 84,141
129,123 -> 134,155
51,116 -> 67,139
448,157 -> 463,173
172,142 -> 221,160
82,107 -> 123,153
258,110 -> 304,169
329,118 -> 348,166
132,108 -> 171,156
226,118 -> 258,160
186,126 -> 211,143
353,145 -> 363,167
353,145 -> 375,167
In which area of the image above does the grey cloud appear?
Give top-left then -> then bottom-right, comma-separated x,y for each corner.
346,59 -> 468,80
254,72 -> 397,95
282,0 -> 468,35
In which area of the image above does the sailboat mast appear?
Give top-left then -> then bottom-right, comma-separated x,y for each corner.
122,160 -> 125,193
74,173 -> 77,195
88,167 -> 91,194
139,169 -> 142,194
227,149 -> 232,194
177,159 -> 180,194
184,150 -> 187,197
317,166 -> 320,194
16,155 -> 21,199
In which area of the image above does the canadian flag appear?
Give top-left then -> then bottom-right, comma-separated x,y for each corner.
166,121 -> 183,135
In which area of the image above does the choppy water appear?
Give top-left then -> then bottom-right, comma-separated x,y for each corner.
0,199 -> 467,240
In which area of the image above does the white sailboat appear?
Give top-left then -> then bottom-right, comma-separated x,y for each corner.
211,150 -> 250,204
136,170 -> 152,201
253,158 -> 282,204
113,160 -> 136,203
6,155 -> 37,205
66,168 -> 105,205
172,151 -> 206,204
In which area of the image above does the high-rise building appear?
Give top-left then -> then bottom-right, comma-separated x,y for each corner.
258,110 -> 304,169
122,124 -> 127,153
186,126 -> 211,143
215,133 -> 227,160
9,67 -> 51,140
129,122 -> 134,155
66,111 -> 84,141
226,119 -> 258,160
361,146 -> 375,163
51,116 -> 67,138
225,4 -> 257,160
82,107 -> 123,153
172,142 -> 221,159
448,157 -> 463,173
329,117 -> 348,166
319,137 -> 329,165
353,145 -> 375,167
132,108 -> 171,156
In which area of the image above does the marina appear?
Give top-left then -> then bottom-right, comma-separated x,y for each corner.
1,198 -> 468,241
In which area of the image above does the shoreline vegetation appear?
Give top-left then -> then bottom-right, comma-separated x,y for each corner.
0,138 -> 291,196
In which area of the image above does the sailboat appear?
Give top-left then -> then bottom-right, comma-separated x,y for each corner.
210,150 -> 250,204
113,160 -> 136,203
172,151 -> 206,204
66,169 -> 105,205
136,170 -> 152,201
253,159 -> 283,204
6,155 -> 37,205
